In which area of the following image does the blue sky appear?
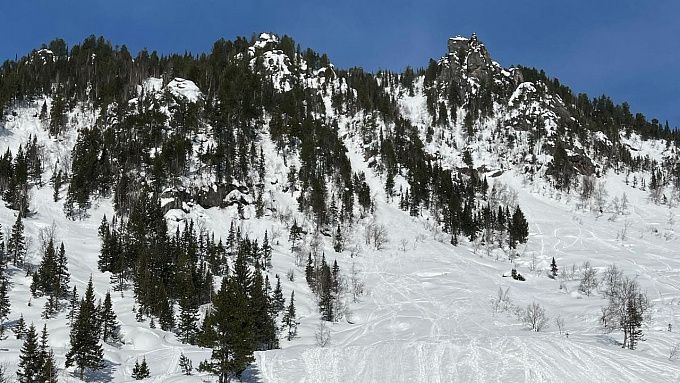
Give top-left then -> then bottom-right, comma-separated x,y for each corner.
1,1 -> 678,126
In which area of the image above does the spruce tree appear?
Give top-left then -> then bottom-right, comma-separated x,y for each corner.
281,291 -> 299,341
14,314 -> 27,339
179,352 -> 193,375
100,291 -> 119,342
178,294 -> 199,344
509,206 -> 529,249
289,220 -> 303,251
333,225 -> 343,253
550,257 -> 558,279
35,238 -> 58,297
271,275 -> 285,315
17,324 -> 41,383
67,286 -> 79,325
57,242 -> 70,297
65,277 -> 104,379
200,277 -> 255,382
131,357 -> 150,380
319,258 -> 334,321
39,349 -> 59,383
262,231 -> 272,268
251,266 -> 277,350
0,280 -> 9,325
8,213 -> 26,267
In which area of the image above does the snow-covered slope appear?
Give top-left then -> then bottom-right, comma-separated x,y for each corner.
2,33 -> 680,383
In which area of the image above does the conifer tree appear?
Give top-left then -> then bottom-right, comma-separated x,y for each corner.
179,352 -> 193,375
550,257 -> 558,279
0,280 -> 9,326
39,349 -> 59,383
100,291 -> 119,342
131,357 -> 150,380
319,258 -> 334,321
49,90 -> 67,136
281,291 -> 299,341
37,325 -> 59,382
262,231 -> 272,268
271,275 -> 285,315
508,206 -> 529,249
178,294 -> 199,344
333,225 -> 343,253
57,242 -> 70,296
52,169 -> 62,202
67,286 -> 79,325
8,213 -> 26,267
289,220 -> 303,251
158,297 -> 175,331
35,238 -> 58,297
65,277 -> 104,379
199,277 -> 255,382
305,253 -> 315,288
17,324 -> 41,383
251,267 -> 277,350
14,314 -> 27,339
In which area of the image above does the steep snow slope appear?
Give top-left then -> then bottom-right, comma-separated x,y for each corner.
3,36 -> 680,383
254,167 -> 680,382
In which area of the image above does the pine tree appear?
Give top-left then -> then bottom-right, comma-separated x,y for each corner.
35,238 -> 58,297
179,352 -> 193,375
100,291 -> 119,342
200,277 -> 255,383
0,280 -> 9,325
509,206 -> 529,249
271,275 -> 285,315
281,291 -> 299,341
65,277 -> 104,379
262,231 -> 272,268
37,325 -> 59,382
289,220 -> 303,251
319,258 -> 334,321
8,213 -> 26,267
251,266 -> 277,350
550,257 -> 558,279
333,225 -> 343,253
158,298 -> 175,331
52,169 -> 62,202
41,294 -> 58,319
49,90 -> 67,136
305,253 -> 315,290
17,324 -> 41,383
38,349 -> 59,383
178,294 -> 199,344
67,286 -> 79,325
14,314 -> 27,339
131,357 -> 151,380
57,242 -> 70,297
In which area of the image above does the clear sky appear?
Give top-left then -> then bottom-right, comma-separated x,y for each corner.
1,1 -> 678,126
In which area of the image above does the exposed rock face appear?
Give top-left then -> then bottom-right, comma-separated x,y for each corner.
446,33 -> 495,81
448,33 -> 492,78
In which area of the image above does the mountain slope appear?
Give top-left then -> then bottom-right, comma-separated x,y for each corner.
0,33 -> 679,382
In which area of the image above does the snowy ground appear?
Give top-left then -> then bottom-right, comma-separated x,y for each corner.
2,100 -> 680,383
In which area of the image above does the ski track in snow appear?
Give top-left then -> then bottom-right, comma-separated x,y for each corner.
3,82 -> 680,382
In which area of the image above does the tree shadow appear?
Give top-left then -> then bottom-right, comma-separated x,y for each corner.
240,363 -> 265,383
80,359 -> 119,383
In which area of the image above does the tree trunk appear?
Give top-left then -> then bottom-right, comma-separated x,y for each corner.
622,328 -> 628,349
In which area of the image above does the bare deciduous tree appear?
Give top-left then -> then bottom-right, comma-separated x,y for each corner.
579,261 -> 599,296
315,320 -> 331,347
523,302 -> 549,332
555,315 -> 566,335
365,223 -> 389,250
601,275 -> 651,350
